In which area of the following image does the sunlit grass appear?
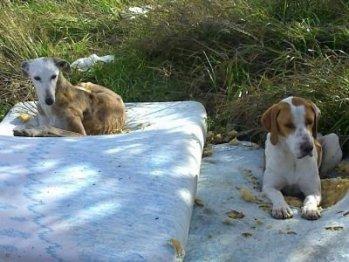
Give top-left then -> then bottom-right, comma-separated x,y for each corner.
0,0 -> 348,145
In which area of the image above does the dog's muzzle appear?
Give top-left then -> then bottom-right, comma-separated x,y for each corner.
45,97 -> 54,105
299,142 -> 314,158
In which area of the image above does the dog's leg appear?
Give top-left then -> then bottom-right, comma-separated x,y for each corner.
65,113 -> 87,135
14,127 -> 45,137
301,194 -> 321,220
299,178 -> 321,220
43,126 -> 83,137
263,185 -> 293,219
263,170 -> 293,219
13,126 -> 82,137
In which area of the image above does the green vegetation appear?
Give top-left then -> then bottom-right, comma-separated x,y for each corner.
0,0 -> 348,145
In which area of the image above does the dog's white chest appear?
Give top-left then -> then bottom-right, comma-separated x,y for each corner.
264,136 -> 318,187
39,104 -> 63,128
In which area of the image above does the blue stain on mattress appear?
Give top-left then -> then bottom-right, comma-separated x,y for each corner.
0,229 -> 31,239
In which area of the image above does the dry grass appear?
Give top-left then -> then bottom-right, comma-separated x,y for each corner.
122,0 -> 349,144
0,0 -> 348,147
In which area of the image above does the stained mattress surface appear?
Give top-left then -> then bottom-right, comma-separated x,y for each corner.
0,101 -> 207,261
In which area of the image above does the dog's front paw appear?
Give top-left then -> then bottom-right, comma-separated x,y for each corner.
13,128 -> 37,137
13,128 -> 29,136
272,205 -> 293,219
301,206 -> 321,220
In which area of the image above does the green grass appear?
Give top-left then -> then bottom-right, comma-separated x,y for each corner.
0,0 -> 348,147
72,50 -> 186,102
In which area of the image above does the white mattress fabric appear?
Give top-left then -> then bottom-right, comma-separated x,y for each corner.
0,101 -> 206,261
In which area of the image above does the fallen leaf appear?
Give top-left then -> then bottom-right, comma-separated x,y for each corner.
279,230 -> 297,235
169,238 -> 185,259
325,226 -> 344,231
258,203 -> 271,212
194,198 -> 204,207
242,169 -> 261,188
241,232 -> 252,238
240,187 -> 259,203
226,210 -> 245,219
18,113 -> 31,123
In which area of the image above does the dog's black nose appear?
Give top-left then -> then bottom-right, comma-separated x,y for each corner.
45,97 -> 54,105
300,142 -> 313,156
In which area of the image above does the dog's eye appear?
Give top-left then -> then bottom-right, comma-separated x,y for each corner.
285,123 -> 295,129
34,76 -> 41,81
51,74 -> 57,80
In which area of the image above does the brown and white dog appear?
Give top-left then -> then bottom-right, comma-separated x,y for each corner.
14,57 -> 125,137
261,96 -> 323,220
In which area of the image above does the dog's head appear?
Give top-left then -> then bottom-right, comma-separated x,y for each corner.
261,96 -> 320,159
21,57 -> 71,106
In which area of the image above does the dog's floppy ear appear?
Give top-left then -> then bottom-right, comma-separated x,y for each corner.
310,102 -> 320,139
261,103 -> 280,145
21,61 -> 30,77
53,58 -> 71,74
